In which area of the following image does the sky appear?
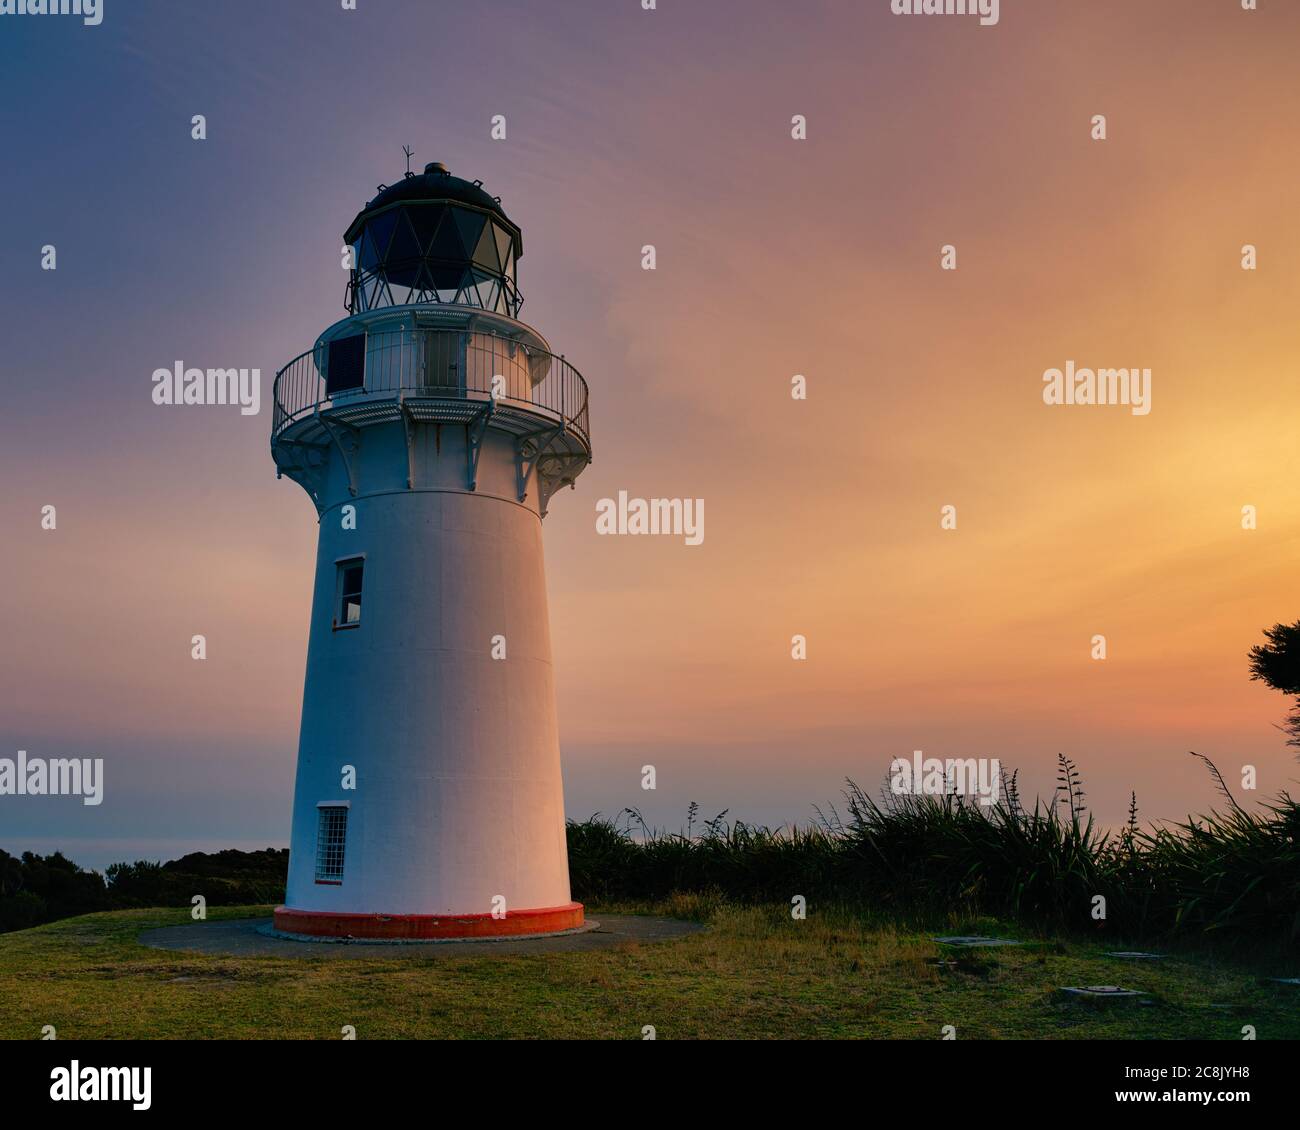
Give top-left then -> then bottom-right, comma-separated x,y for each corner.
2,0 -> 1298,871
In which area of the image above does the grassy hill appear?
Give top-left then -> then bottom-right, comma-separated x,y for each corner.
1,898 -> 1297,1040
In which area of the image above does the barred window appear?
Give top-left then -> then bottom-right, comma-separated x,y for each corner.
315,806 -> 348,883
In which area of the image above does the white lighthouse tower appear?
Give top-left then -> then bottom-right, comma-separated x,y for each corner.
270,160 -> 591,939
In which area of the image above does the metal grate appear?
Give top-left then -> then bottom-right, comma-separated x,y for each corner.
315,806 -> 348,882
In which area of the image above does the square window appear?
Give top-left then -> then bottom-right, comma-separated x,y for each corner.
335,558 -> 364,628
315,806 -> 348,883
326,334 -> 366,395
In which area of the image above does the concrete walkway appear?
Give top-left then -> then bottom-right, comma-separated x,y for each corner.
139,914 -> 704,959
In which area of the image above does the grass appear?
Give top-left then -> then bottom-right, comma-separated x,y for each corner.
1,898 -> 1297,1040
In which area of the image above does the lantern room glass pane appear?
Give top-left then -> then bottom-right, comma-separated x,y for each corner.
424,261 -> 461,290
452,208 -> 485,259
472,224 -> 500,272
366,210 -> 398,260
356,233 -> 376,271
407,204 -> 443,254
386,211 -> 421,263
494,223 -> 513,268
426,211 -> 464,261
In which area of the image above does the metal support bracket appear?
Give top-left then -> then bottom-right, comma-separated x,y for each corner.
465,399 -> 493,491
272,436 -> 330,513
535,452 -> 591,518
398,395 -> 417,489
515,422 -> 565,505
316,411 -> 362,498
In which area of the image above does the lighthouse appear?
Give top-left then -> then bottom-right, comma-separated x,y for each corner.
269,161 -> 591,939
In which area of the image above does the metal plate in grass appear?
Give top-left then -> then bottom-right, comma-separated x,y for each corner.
1060,985 -> 1145,1000
1105,951 -> 1165,960
932,935 -> 1023,948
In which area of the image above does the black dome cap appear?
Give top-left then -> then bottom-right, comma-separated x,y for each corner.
344,162 -> 522,255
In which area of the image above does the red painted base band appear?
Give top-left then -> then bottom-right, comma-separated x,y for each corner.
272,901 -> 584,939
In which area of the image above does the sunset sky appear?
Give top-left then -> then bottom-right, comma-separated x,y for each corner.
2,0 -> 1298,870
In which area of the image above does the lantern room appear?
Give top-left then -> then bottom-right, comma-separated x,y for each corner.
342,161 -> 523,317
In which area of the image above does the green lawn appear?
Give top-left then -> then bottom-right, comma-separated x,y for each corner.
1,898 -> 1295,1039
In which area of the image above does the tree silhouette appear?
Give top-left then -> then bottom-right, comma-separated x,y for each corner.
1248,620 -> 1300,751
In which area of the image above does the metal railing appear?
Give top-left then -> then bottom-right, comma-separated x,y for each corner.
272,328 -> 590,448
346,267 -> 524,319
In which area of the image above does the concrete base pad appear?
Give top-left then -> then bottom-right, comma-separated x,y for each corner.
272,901 -> 585,940
260,919 -> 599,945
139,914 -> 704,959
